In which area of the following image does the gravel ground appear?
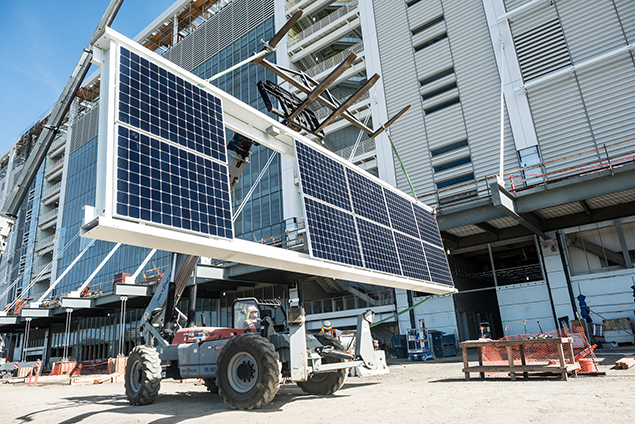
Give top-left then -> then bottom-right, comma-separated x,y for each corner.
2,350 -> 634,424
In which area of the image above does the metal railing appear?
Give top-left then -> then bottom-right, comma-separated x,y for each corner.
304,289 -> 395,315
285,0 -> 317,9
289,0 -> 359,47
48,135 -> 66,154
42,182 -> 62,200
38,208 -> 59,225
45,157 -> 64,177
35,235 -> 56,252
32,265 -> 52,276
334,138 -> 375,161
305,42 -> 364,78
420,138 -> 635,212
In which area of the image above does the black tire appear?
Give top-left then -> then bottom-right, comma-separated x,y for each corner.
125,346 -> 162,405
217,333 -> 280,410
297,335 -> 346,395
203,378 -> 219,394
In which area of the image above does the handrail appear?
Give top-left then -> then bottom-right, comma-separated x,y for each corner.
42,182 -> 62,199
39,208 -> 59,223
419,138 -> 635,211
305,42 -> 364,78
289,0 -> 359,47
334,138 -> 375,160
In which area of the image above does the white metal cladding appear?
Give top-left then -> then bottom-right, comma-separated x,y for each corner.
191,24 -> 206,70
445,0 -> 520,180
424,105 -> 465,148
234,0 -> 249,36
505,0 -> 557,34
556,0 -> 628,63
180,31 -> 194,72
575,58 -> 635,158
615,0 -> 635,42
496,282 -> 554,335
412,295 -> 458,335
161,0 -> 275,72
70,105 -> 101,154
572,272 -> 635,322
205,17 -> 219,60
373,0 -> 430,193
407,0 -> 443,23
526,76 -> 597,173
414,40 -> 453,77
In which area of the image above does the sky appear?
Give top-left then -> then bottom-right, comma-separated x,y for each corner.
0,0 -> 178,154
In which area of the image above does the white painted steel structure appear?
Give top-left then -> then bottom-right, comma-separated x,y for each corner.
84,27 -> 455,296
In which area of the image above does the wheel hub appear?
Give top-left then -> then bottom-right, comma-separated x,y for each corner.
227,351 -> 259,393
237,361 -> 255,382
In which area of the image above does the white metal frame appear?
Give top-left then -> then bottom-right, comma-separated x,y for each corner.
85,27 -> 456,295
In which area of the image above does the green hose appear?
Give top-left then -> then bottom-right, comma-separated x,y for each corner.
371,295 -> 433,328
387,133 -> 417,203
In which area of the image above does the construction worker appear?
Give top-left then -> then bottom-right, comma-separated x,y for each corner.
321,320 -> 337,338
243,305 -> 261,333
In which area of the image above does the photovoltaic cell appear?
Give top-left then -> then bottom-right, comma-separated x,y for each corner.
394,232 -> 431,281
424,245 -> 453,286
295,139 -> 453,287
356,218 -> 401,275
115,125 -> 233,238
118,47 -> 226,163
304,198 -> 363,267
413,205 -> 443,248
295,140 -> 351,212
383,189 -> 420,239
346,168 -> 390,227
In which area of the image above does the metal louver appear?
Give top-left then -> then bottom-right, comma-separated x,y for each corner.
513,18 -> 571,82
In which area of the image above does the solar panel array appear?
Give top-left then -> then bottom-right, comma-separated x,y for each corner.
295,140 -> 453,286
114,47 -> 233,239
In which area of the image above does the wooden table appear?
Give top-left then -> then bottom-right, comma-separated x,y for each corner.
460,337 -> 580,381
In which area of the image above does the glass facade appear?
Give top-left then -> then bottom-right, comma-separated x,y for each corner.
192,17 -> 284,242
56,137 -> 171,295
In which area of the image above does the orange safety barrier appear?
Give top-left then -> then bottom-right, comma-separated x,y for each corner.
480,326 -> 599,377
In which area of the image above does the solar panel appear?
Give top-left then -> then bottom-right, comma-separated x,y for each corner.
113,46 -> 233,239
295,139 -> 454,288
423,244 -> 453,286
115,126 -> 233,238
413,206 -> 443,248
356,218 -> 401,275
346,168 -> 390,227
303,197 -> 363,267
393,232 -> 431,281
383,189 -> 419,239
118,47 -> 226,163
295,140 -> 351,212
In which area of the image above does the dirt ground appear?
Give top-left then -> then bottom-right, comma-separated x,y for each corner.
2,350 -> 634,424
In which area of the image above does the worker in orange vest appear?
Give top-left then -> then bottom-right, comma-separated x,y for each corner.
320,321 -> 337,338
243,305 -> 261,333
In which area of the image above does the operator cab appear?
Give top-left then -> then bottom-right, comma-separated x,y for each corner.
232,297 -> 287,334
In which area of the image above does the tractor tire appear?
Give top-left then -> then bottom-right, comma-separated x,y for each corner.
125,345 -> 162,405
203,378 -> 219,394
297,334 -> 346,395
216,333 -> 280,410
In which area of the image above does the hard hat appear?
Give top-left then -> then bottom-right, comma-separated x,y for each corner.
247,305 -> 259,315
322,321 -> 332,330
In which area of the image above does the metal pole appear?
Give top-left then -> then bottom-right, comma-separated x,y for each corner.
22,318 -> 32,362
118,296 -> 128,356
62,309 -> 73,361
534,235 -> 559,330
498,38 -> 505,182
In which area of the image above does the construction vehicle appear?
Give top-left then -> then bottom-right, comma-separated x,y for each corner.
126,283 -> 387,409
